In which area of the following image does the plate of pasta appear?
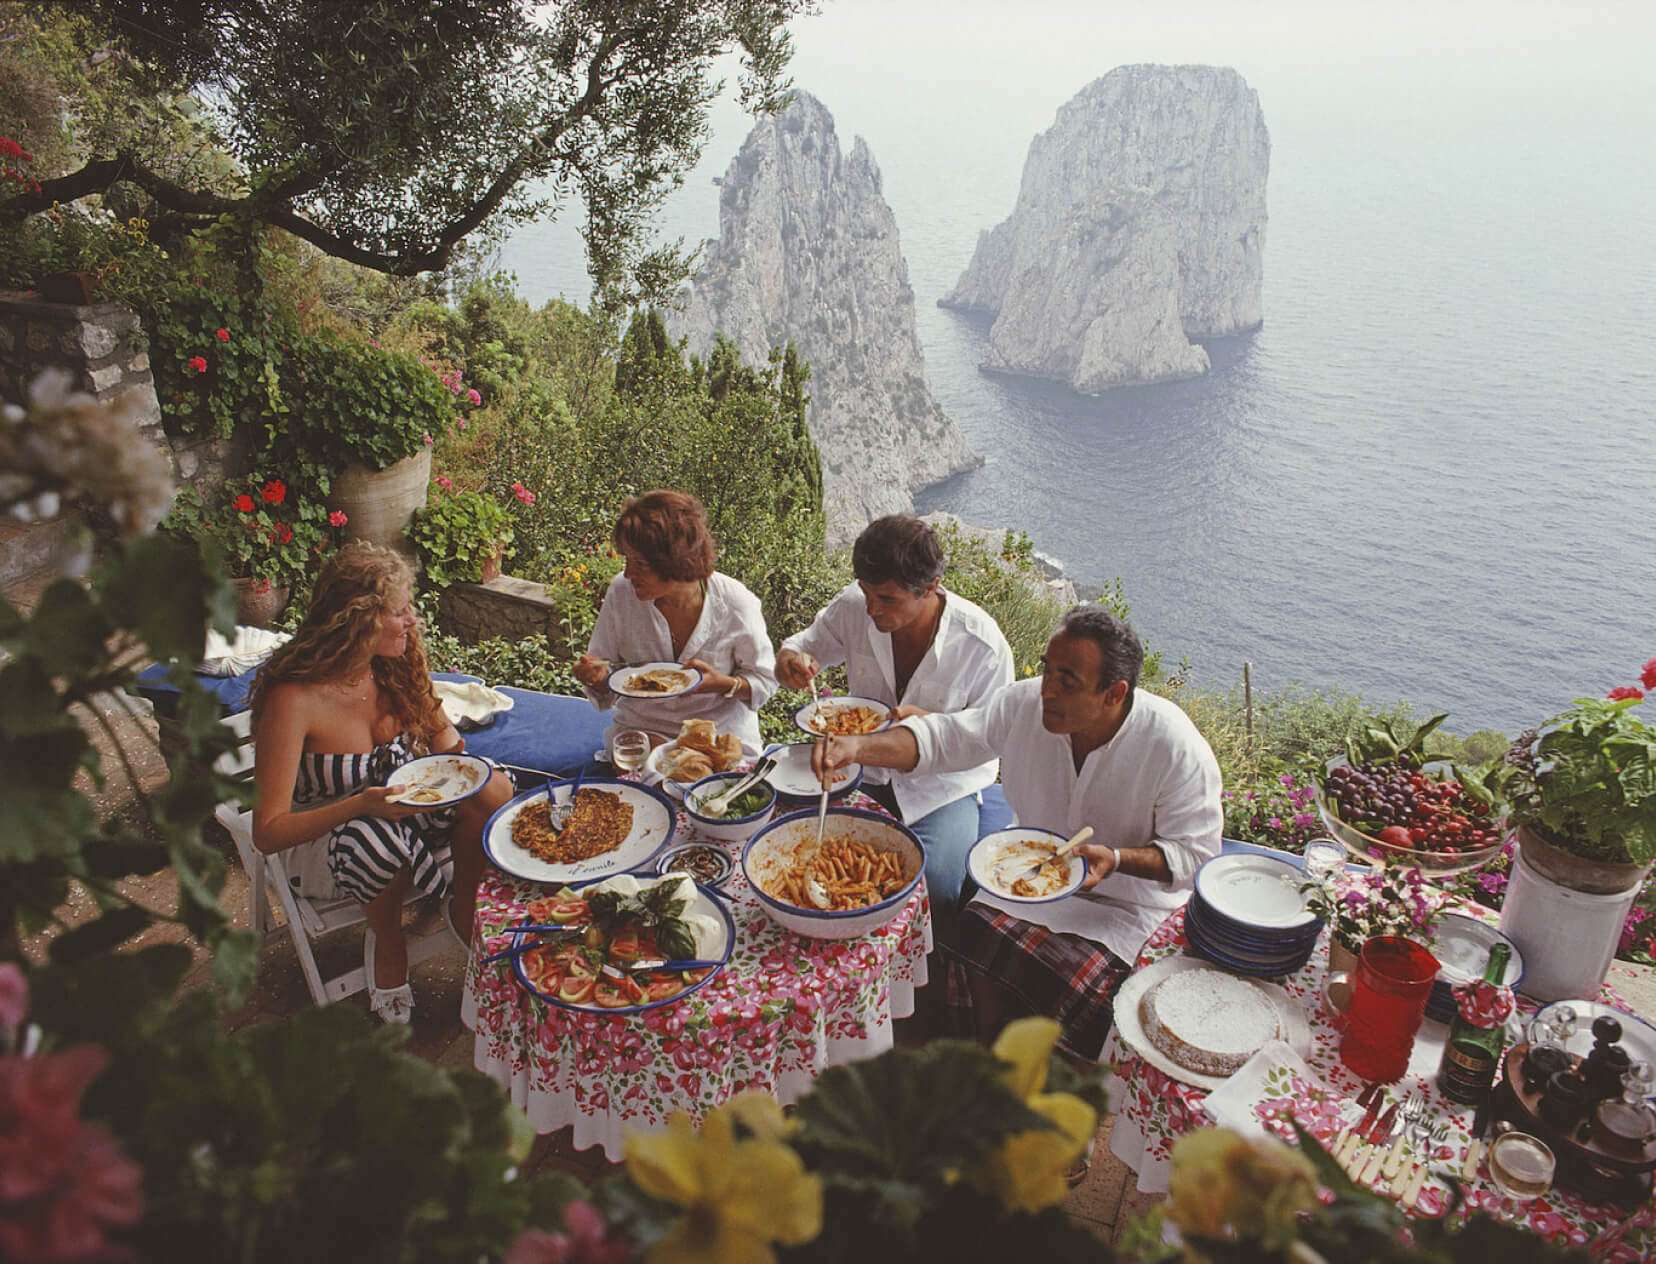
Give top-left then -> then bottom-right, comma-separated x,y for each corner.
793,695 -> 892,738
481,777 -> 678,884
741,806 -> 923,940
609,662 -> 702,699
385,753 -> 492,807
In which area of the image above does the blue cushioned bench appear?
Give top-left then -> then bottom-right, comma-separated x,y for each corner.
135,663 -> 607,779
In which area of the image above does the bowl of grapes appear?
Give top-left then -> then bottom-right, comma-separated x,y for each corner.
1314,716 -> 1506,877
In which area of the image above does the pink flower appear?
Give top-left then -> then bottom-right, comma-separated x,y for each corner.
328,510 -> 348,527
457,417 -> 468,431
423,431 -> 434,446
1641,658 -> 1656,691
0,964 -> 25,1047
1609,686 -> 1646,702
436,476 -> 453,491
214,327 -> 229,342
188,355 -> 208,373
466,388 -> 481,405
512,481 -> 535,505
503,1200 -> 627,1264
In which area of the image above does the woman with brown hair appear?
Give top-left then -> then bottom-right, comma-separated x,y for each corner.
249,541 -> 512,1024
574,489 -> 776,756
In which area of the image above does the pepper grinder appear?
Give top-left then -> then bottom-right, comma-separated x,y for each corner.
1591,1061 -> 1656,1157
1581,1015 -> 1634,1105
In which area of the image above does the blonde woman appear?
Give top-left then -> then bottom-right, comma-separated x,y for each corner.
248,541 -> 512,1024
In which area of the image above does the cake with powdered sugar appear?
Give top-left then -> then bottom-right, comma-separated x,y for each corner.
1139,969 -> 1281,1076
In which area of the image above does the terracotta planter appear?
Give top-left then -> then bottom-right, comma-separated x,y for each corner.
1515,822 -> 1652,895
38,270 -> 98,305
477,549 -> 503,584
232,577 -> 289,627
326,449 -> 431,562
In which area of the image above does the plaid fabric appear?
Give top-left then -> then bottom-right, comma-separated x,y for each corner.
943,901 -> 1130,1062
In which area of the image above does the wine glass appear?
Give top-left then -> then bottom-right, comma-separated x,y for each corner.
1487,1131 -> 1555,1201
612,729 -> 651,774
1303,838 -> 1343,882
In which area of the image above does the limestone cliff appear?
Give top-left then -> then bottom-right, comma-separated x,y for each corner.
668,91 -> 978,538
940,65 -> 1269,393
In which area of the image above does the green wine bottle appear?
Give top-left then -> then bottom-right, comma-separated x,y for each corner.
1437,942 -> 1513,1105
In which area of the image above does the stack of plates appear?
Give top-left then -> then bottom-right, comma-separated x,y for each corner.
1426,916 -> 1524,1023
1184,853 -> 1322,978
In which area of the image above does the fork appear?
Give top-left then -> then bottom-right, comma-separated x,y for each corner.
1380,1092 -> 1425,1182
550,766 -> 584,832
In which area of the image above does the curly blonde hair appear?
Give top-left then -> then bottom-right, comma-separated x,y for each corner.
249,541 -> 445,747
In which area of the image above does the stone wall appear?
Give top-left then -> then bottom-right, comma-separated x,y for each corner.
0,289 -> 249,497
436,574 -> 577,656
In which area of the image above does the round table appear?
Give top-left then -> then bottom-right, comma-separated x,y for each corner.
461,791 -> 932,1159
1103,904 -> 1655,1260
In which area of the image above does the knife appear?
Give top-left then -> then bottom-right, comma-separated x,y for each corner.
1335,1091 -> 1384,1164
1359,1103 -> 1401,1184
1461,1099 -> 1493,1182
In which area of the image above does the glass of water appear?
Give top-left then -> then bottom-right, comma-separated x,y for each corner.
1488,1131 -> 1555,1201
612,729 -> 651,774
1303,838 -> 1344,882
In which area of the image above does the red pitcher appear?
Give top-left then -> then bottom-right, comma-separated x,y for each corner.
1327,935 -> 1440,1083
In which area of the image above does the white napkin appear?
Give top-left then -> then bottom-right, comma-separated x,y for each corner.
200,625 -> 290,676
433,679 -> 514,730
1202,1040 -> 1332,1139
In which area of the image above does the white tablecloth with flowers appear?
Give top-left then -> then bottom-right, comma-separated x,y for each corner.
461,793 -> 931,1160
1103,905 -> 1655,1260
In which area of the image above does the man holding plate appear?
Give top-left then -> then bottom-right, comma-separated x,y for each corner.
812,605 -> 1222,1066
776,515 -> 1014,934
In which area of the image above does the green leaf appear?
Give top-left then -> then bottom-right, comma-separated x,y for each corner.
20,580 -> 111,677
47,905 -> 155,963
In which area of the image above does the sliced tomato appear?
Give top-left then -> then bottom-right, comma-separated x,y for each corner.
593,979 -> 633,1009
520,948 -> 563,993
554,944 -> 598,976
620,972 -> 646,1004
636,931 -> 660,960
548,898 -> 589,924
642,974 -> 683,1002
681,968 -> 713,984
557,973 -> 598,1005
608,930 -> 642,963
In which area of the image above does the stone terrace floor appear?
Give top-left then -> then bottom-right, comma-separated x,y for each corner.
26,677 -> 1656,1248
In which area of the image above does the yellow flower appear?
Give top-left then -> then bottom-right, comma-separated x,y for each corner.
626,1090 -> 822,1264
1165,1128 -> 1316,1249
970,1016 -> 1097,1214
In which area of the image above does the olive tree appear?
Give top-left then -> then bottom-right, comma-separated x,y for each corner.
3,0 -> 812,298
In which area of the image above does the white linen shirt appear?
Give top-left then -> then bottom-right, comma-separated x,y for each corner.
904,680 -> 1223,964
583,571 -> 777,756
781,583 -> 1013,822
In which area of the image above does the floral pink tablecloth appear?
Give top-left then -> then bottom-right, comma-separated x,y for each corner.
1104,905 -> 1655,1261
461,792 -> 932,1159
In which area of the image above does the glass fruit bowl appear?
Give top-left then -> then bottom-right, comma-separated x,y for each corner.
1315,758 -> 1506,877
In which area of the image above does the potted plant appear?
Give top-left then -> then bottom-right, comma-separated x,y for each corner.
164,473 -> 347,623
405,486 -> 514,586
1498,669 -> 1656,894
1300,863 -> 1450,974
276,336 -> 455,553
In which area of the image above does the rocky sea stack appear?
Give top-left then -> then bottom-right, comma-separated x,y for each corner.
669,91 -> 978,539
941,64 -> 1270,393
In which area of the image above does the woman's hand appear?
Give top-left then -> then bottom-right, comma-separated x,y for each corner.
775,648 -> 819,690
574,653 -> 611,689
685,657 -> 741,699
357,784 -> 441,820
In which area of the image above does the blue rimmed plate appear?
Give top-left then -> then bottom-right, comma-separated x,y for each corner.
968,827 -> 1086,904
1194,853 -> 1317,931
509,879 -> 734,1015
608,662 -> 702,699
482,777 -> 678,884
793,695 -> 893,738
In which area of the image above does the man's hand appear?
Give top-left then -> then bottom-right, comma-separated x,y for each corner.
890,704 -> 928,721
811,734 -> 861,786
574,653 -> 611,689
775,647 -> 819,690
1075,842 -> 1120,891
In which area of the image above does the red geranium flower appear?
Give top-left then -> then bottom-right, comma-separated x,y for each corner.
261,479 -> 286,505
328,510 -> 348,527
512,481 -> 535,505
189,355 -> 208,373
275,523 -> 293,544
1609,686 -> 1646,702
215,327 -> 230,342
1642,658 -> 1656,691
233,494 -> 256,513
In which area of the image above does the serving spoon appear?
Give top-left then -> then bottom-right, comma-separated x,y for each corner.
694,756 -> 776,817
805,675 -> 834,909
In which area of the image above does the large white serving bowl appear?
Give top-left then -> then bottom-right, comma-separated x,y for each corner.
684,771 -> 778,843
741,807 -> 924,940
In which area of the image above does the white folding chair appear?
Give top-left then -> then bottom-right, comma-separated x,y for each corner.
213,711 -> 456,1007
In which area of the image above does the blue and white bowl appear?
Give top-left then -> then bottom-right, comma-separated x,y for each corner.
742,807 -> 924,940
684,771 -> 777,843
